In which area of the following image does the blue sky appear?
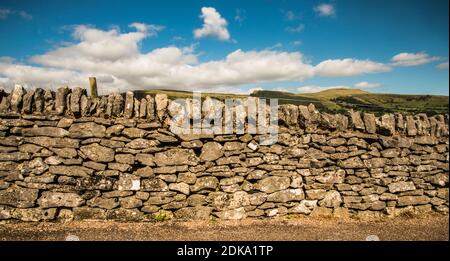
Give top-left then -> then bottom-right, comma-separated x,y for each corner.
0,0 -> 448,95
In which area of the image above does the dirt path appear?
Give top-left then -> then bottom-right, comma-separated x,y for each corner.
0,215 -> 448,241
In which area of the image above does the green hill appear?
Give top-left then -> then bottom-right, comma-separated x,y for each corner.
132,88 -> 448,116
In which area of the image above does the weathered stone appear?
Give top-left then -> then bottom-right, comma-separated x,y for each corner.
70,87 -> 84,114
267,189 -> 304,202
288,200 -> 317,214
363,113 -> 377,133
169,182 -> 190,195
22,127 -> 68,137
87,197 -> 119,209
123,128 -> 146,138
141,178 -> 168,192
123,91 -> 134,118
388,181 -> 416,193
155,94 -> 168,121
349,110 -> 365,130
120,196 -> 142,209
69,122 -> 106,138
76,176 -> 114,190
207,191 -> 250,210
319,191 -> 342,208
215,207 -> 246,220
126,138 -> 159,149
12,208 -> 57,222
0,151 -> 30,161
200,142 -> 223,161
24,136 -> 79,148
80,143 -> 114,162
154,148 -> 197,166
191,176 -> 219,192
0,186 -> 39,208
338,157 -> 364,168
49,165 -> 90,177
117,174 -> 141,191
73,207 -> 107,220
38,192 -> 84,208
254,176 -> 290,193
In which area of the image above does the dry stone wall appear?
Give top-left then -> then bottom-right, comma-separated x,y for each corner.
0,85 -> 448,222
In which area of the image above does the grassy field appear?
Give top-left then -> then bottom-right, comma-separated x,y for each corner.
133,88 -> 448,115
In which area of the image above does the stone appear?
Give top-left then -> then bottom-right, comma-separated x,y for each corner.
154,148 -> 197,166
73,207 -> 107,220
0,152 -> 30,161
169,182 -> 190,195
49,165 -> 90,177
24,135 -> 76,148
51,147 -> 77,158
254,176 -> 291,193
141,178 -> 168,192
120,196 -> 142,209
10,84 -> 25,112
123,128 -> 146,138
215,207 -> 246,220
70,87 -> 84,114
191,176 -> 219,192
126,138 -> 159,149
397,196 -> 430,206
155,94 -> 168,121
267,189 -> 304,202
22,127 -> 69,137
207,191 -> 250,210
117,174 -> 141,191
174,206 -> 211,220
69,122 -> 106,138
38,192 -> 84,208
133,166 -> 155,178
11,208 -> 57,222
123,91 -> 134,118
76,176 -> 114,190
306,189 -> 327,200
319,191 -> 342,208
364,158 -> 387,168
0,186 -> 39,208
338,157 -> 364,168
349,110 -> 365,130
288,200 -> 317,214
363,113 -> 377,133
388,181 -> 416,193
200,142 -> 223,161
80,143 -> 115,162
87,197 -> 119,209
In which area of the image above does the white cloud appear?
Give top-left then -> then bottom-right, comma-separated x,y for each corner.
0,9 -> 32,20
436,62 -> 449,70
354,81 -> 382,88
297,85 -> 349,93
0,8 -> 11,19
234,8 -> 246,24
0,23 -> 392,93
193,7 -> 230,41
291,40 -> 303,46
314,58 -> 391,77
391,52 -> 441,66
18,10 -> 32,20
129,22 -> 164,35
285,10 -> 296,21
314,4 -> 336,17
285,24 -> 305,33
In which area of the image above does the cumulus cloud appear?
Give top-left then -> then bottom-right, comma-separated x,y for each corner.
285,24 -> 305,33
391,52 -> 441,66
314,4 -> 336,17
193,7 -> 230,41
354,81 -> 382,88
0,23 -> 393,93
0,8 -> 32,20
436,62 -> 449,70
314,58 -> 391,77
0,8 -> 11,19
285,10 -> 296,21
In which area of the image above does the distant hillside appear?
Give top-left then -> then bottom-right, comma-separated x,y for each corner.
133,88 -> 448,116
